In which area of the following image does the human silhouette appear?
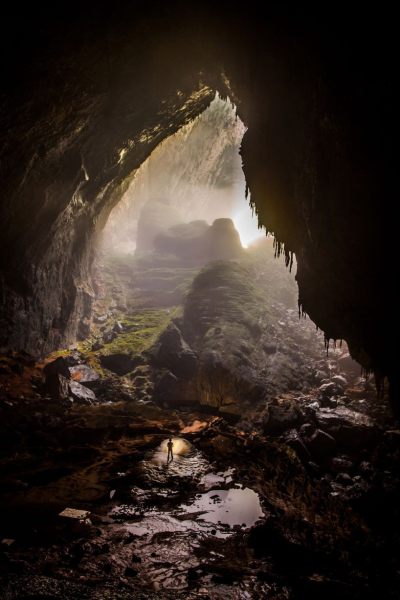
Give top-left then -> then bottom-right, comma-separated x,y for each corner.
167,438 -> 174,462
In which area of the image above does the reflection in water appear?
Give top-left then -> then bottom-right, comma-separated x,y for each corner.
180,487 -> 264,530
111,441 -> 265,595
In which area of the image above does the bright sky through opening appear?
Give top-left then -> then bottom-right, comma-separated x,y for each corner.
233,205 -> 265,248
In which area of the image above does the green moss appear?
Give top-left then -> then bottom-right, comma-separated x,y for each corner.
99,308 -> 177,357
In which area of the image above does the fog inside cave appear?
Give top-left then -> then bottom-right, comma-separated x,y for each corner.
100,95 -> 266,255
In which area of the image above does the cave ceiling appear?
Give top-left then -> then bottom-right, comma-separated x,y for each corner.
0,4 -> 398,398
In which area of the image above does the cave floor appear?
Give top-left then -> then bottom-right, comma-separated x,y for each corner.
0,389 -> 399,599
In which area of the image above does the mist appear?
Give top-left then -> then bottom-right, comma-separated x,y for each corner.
101,95 -> 264,254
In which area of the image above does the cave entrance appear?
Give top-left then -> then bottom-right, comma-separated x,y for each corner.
100,94 -> 264,254
75,93 -> 356,415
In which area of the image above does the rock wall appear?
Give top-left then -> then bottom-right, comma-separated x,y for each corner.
0,5 -> 397,397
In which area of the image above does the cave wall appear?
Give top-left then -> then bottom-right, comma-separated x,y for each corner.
0,5 -> 397,394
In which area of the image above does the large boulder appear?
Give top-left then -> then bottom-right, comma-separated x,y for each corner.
263,402 -> 303,436
70,364 -> 101,389
150,323 -> 197,378
68,380 -> 96,405
153,218 -> 243,262
319,382 -> 343,397
315,407 -> 378,448
282,429 -> 310,462
44,373 -> 69,398
307,429 -> 337,458
43,357 -> 70,379
64,351 -> 83,367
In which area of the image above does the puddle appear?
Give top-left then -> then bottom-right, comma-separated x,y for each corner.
180,487 -> 264,533
107,441 -> 265,596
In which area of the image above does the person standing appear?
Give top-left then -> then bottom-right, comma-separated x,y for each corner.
167,438 -> 174,462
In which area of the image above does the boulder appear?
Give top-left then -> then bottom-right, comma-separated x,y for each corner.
331,457 -> 354,474
94,314 -> 108,324
102,330 -> 118,344
69,364 -> 101,388
307,429 -> 337,458
336,472 -> 353,486
154,371 -> 179,394
44,373 -> 69,398
263,402 -> 302,435
319,382 -> 342,397
210,435 -> 237,454
150,324 -> 197,378
315,407 -> 377,448
44,357 -> 70,379
315,370 -> 328,382
113,321 -> 123,333
64,351 -> 82,367
332,374 -> 348,387
153,218 -> 243,262
92,341 -> 104,352
68,380 -> 96,405
300,423 -> 315,437
282,429 -> 310,462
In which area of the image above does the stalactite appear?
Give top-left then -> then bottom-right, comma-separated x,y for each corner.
298,300 -> 307,320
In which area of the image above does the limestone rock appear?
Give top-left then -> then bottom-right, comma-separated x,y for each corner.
263,402 -> 303,435
44,373 -> 70,398
154,371 -> 179,394
319,382 -> 342,397
332,374 -> 348,387
69,364 -> 101,388
218,404 -> 241,417
153,218 -> 243,263
315,407 -> 377,448
102,330 -> 118,344
94,314 -> 108,324
307,429 -> 337,458
68,380 -> 96,405
262,342 -> 277,355
150,324 -> 197,378
44,357 -> 71,379
64,351 -> 83,366
282,429 -> 310,462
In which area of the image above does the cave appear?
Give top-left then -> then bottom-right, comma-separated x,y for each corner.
0,5 -> 399,599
